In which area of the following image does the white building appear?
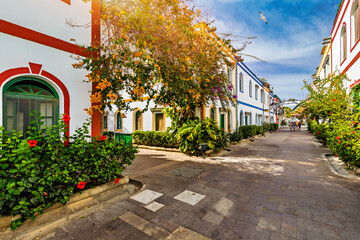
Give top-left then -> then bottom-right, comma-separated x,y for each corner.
325,0 -> 360,92
105,31 -> 276,134
0,0 -> 102,137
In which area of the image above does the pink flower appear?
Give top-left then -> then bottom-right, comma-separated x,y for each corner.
28,140 -> 37,147
77,181 -> 86,189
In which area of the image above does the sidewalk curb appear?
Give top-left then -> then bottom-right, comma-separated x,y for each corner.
0,177 -> 143,240
324,154 -> 360,180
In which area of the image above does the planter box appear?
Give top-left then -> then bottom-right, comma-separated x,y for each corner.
0,176 -> 141,240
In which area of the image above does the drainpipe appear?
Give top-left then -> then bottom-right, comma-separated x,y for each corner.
235,58 -> 238,130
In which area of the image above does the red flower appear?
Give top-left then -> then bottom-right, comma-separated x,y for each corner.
353,121 -> 356,125
352,131 -> 355,134
336,136 -> 340,140
114,178 -> 120,184
62,114 -> 70,122
342,132 -> 345,135
77,181 -> 86,189
317,132 -> 320,135
329,112 -> 332,115
64,141 -> 69,147
44,192 -> 47,196
335,154 -> 338,157
332,99 -> 336,102
100,135 -> 106,141
35,212 -> 38,216
338,141 -> 341,144
28,140 -> 37,147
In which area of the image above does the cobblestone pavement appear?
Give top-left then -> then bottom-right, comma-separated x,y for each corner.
43,128 -> 360,240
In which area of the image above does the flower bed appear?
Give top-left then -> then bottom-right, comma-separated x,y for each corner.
0,113 -> 137,229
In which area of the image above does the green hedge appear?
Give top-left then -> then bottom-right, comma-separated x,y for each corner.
0,114 -> 136,229
308,119 -> 360,168
230,123 -> 278,142
132,131 -> 177,148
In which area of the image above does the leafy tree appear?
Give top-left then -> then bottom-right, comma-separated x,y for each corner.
75,0 -> 242,129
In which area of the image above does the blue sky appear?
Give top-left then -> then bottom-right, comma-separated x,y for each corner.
193,0 -> 340,100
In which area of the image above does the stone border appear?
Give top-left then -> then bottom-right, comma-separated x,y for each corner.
324,154 -> 360,180
135,144 -> 181,153
0,176 -> 143,240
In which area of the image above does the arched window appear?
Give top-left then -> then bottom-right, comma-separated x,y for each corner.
3,77 -> 59,133
134,110 -> 143,131
239,73 -> 243,92
255,113 -> 258,125
352,0 -> 359,46
249,81 -> 252,97
255,85 -> 259,100
115,111 -> 122,130
239,111 -> 244,126
341,24 -> 347,61
210,107 -> 216,121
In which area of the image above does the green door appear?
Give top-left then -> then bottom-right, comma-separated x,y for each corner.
220,114 -> 225,131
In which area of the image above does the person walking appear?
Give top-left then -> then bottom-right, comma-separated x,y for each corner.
298,121 -> 302,130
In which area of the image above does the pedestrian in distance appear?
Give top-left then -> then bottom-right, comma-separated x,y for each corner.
298,121 -> 302,130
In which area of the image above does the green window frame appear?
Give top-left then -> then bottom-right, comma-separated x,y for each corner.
104,115 -> 108,130
3,77 -> 59,134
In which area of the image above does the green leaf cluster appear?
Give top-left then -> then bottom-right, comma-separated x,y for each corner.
0,113 -> 137,229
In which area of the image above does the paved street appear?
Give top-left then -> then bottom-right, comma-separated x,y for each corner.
43,128 -> 360,240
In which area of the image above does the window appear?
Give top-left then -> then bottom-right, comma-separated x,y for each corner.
134,110 -> 142,131
3,78 -> 59,134
239,73 -> 243,92
227,110 -> 232,131
249,81 -> 252,97
240,111 -> 244,126
352,0 -> 359,46
155,113 -> 164,131
341,24 -> 347,61
210,107 -> 216,121
104,115 -> 108,130
260,90 -> 264,103
115,112 -> 122,130
255,85 -> 259,100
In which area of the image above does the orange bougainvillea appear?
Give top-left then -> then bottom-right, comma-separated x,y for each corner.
75,0 -> 241,123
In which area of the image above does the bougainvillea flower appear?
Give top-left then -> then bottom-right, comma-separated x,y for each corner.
100,135 -> 106,141
28,140 -> 37,147
77,181 -> 86,189
336,136 -> 340,140
44,192 -> 48,196
62,114 -> 70,122
234,95 -> 237,99
114,178 -> 120,184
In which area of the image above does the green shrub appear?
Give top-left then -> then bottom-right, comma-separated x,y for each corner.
0,113 -> 136,229
176,118 -> 226,154
132,131 -> 177,148
238,125 -> 257,139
